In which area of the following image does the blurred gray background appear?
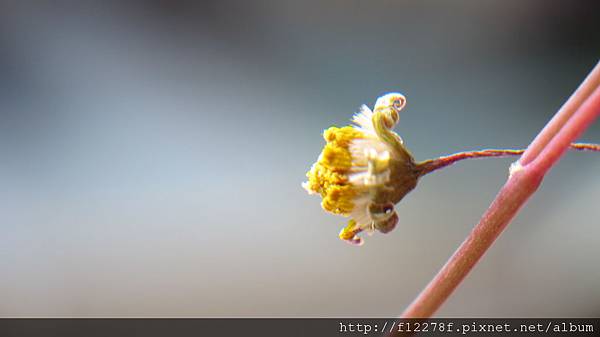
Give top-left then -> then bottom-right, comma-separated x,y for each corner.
1,1 -> 599,317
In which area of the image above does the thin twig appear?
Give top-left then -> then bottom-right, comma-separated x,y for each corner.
416,143 -> 600,176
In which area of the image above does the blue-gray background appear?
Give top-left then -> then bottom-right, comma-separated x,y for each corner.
1,1 -> 599,317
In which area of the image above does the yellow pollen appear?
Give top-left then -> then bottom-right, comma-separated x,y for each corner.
304,126 -> 365,215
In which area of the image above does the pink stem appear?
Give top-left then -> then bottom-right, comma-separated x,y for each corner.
529,86 -> 600,174
400,167 -> 543,319
520,61 -> 600,165
399,62 -> 600,321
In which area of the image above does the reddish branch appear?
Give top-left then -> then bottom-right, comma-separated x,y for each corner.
397,61 -> 600,323
416,143 -> 600,176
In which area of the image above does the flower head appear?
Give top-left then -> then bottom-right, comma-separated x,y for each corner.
303,93 -> 420,245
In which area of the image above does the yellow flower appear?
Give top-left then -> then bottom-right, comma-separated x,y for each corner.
303,93 -> 421,245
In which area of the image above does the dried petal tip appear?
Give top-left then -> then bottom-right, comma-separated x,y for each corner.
339,220 -> 364,246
